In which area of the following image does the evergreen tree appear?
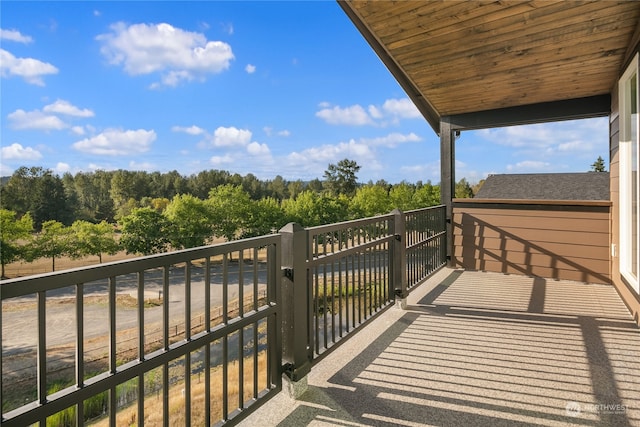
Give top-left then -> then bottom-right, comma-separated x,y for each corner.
591,156 -> 606,172
323,159 -> 361,196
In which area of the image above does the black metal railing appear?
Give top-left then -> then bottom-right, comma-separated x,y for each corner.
1,236 -> 282,427
1,206 -> 446,426
405,206 -> 447,290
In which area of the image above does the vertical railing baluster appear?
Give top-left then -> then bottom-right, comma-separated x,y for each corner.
137,374 -> 144,427
185,261 -> 191,341
238,325 -> 244,409
37,290 -> 46,405
239,250 -> 244,318
204,343 -> 211,425
222,335 -> 228,421
75,283 -> 85,426
163,266 -> 169,350
185,351 -> 191,424
322,261 -> 328,351
137,272 -> 144,360
223,254 -> 228,325
108,276 -> 116,427
253,248 -> 259,312
205,258 -> 211,332
253,320 -> 258,399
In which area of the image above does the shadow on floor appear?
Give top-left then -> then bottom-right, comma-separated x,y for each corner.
274,270 -> 640,427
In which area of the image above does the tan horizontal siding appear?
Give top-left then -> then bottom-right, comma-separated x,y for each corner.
453,201 -> 610,284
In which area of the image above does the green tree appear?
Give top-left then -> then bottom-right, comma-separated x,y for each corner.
455,178 -> 474,199
0,167 -> 71,229
119,207 -> 172,255
287,180 -> 305,199
349,185 -> 391,218
164,194 -> 213,249
282,191 -> 348,226
70,220 -> 119,263
31,171 -> 73,229
29,220 -> 72,272
110,170 -> 150,217
207,184 -> 252,241
0,209 -> 33,278
243,197 -> 286,237
591,156 -> 606,172
389,182 -> 416,210
412,181 -> 441,207
323,159 -> 361,196
266,175 -> 288,200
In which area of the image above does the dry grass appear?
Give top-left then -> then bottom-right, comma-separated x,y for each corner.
89,352 -> 269,426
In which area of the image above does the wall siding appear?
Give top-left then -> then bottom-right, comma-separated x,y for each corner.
453,200 -> 611,285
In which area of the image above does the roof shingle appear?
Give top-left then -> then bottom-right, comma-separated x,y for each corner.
474,172 -> 610,201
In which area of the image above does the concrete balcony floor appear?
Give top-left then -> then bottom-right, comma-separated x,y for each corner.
241,268 -> 640,427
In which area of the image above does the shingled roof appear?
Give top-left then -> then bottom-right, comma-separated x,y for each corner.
474,172 -> 610,201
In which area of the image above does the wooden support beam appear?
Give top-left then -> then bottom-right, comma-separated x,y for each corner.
446,95 -> 610,131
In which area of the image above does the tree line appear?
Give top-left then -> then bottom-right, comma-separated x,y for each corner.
1,159 -> 476,277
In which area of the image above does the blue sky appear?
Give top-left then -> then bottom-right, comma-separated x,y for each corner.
1,1 -> 609,185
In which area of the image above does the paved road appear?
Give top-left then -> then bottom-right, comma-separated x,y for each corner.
3,263 -> 269,354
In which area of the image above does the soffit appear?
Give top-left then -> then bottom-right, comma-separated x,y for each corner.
340,1 -> 640,130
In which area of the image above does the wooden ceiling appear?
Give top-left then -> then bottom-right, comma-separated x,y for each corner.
339,0 -> 640,131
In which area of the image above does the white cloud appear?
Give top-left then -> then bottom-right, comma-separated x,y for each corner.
368,105 -> 383,119
476,118 -> 607,152
129,160 -> 154,170
55,162 -> 71,173
247,141 -> 270,156
382,98 -> 421,119
172,125 -> 205,135
363,132 -> 421,147
71,126 -> 86,135
263,127 -> 290,137
210,154 -> 234,166
316,98 -> 422,127
506,160 -> 552,172
1,143 -> 42,160
97,22 -> 234,88
7,109 -> 66,131
0,29 -> 33,43
245,64 -> 256,74
212,126 -> 251,147
0,48 -> 58,86
288,140 -> 375,164
73,129 -> 156,156
316,104 -> 373,126
43,99 -> 94,117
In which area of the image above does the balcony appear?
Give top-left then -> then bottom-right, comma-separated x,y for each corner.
241,267 -> 640,426
2,204 -> 639,426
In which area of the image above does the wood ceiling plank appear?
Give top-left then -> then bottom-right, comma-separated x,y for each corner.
392,3 -> 637,66
406,29 -> 635,87
365,1 -> 520,41
380,0 -> 570,49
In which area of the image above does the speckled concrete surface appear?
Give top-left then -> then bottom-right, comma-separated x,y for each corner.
240,269 -> 640,427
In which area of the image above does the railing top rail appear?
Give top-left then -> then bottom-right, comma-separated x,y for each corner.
306,213 -> 395,235
403,205 -> 445,215
0,234 -> 280,299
